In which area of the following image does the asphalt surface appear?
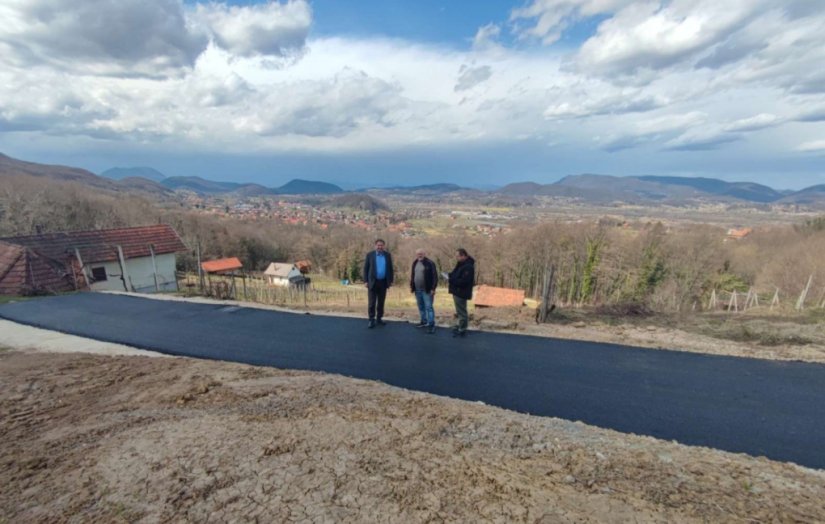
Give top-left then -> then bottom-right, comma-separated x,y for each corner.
2,293 -> 824,470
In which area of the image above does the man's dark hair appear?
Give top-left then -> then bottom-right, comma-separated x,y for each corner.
375,238 -> 386,245
457,248 -> 469,257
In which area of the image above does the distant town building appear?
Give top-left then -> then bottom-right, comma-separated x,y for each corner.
201,257 -> 243,275
726,227 -> 753,240
295,260 -> 312,274
264,262 -> 304,287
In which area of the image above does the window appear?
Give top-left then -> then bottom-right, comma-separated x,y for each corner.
91,267 -> 107,281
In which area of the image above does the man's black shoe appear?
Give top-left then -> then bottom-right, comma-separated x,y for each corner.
427,325 -> 436,334
376,319 -> 386,326
452,330 -> 466,338
368,320 -> 376,329
415,321 -> 428,328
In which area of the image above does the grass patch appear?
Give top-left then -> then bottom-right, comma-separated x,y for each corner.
0,295 -> 32,305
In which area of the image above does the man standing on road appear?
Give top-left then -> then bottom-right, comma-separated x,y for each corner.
364,239 -> 394,328
447,248 -> 475,337
410,249 -> 438,334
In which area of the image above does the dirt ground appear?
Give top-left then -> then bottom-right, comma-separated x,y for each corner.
2,347 -> 824,523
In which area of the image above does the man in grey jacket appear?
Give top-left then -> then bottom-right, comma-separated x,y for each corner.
410,249 -> 438,334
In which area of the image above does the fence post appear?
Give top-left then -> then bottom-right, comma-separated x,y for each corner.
727,290 -> 738,312
796,275 -> 813,311
770,288 -> 780,310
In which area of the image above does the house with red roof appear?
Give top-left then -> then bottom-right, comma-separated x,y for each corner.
0,224 -> 188,294
201,257 -> 243,275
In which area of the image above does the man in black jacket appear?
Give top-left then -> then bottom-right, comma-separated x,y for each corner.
448,248 -> 475,337
363,239 -> 394,328
410,249 -> 438,334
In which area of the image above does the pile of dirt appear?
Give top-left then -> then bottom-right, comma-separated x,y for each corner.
2,351 -> 823,522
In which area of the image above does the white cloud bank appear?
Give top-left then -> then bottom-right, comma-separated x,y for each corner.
0,0 -> 823,181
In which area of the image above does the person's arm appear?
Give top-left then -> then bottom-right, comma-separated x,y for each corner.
386,253 -> 394,287
410,260 -> 415,292
454,265 -> 474,288
430,261 -> 438,293
363,253 -> 370,287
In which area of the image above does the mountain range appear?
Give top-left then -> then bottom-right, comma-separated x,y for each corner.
496,174 -> 821,205
1,152 -> 823,206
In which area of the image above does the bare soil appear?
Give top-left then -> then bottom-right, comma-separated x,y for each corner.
2,349 -> 823,523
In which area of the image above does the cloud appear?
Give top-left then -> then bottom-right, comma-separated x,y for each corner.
241,69 -> 409,138
0,0 -> 208,76
796,140 -> 825,153
575,0 -> 762,75
510,0 -> 634,45
795,108 -> 825,123
473,23 -> 502,50
723,113 -> 779,132
0,0 -> 313,77
544,91 -> 664,119
664,130 -> 742,151
455,65 -> 492,92
599,111 -> 707,151
192,0 -> 311,58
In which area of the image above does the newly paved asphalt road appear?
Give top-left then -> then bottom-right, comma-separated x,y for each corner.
2,293 -> 824,469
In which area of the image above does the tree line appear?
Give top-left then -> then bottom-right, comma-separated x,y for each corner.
2,173 -> 823,311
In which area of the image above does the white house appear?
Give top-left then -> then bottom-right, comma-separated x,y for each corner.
264,262 -> 304,287
0,224 -> 188,293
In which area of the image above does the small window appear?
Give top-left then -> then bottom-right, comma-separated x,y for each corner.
91,267 -> 107,281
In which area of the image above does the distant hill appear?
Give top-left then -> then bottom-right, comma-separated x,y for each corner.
231,183 -> 277,197
277,179 -> 343,195
0,152 -> 119,191
497,182 -> 545,195
101,167 -> 166,183
497,174 -> 821,205
329,194 -> 389,213
379,183 -> 465,194
160,176 -> 245,194
636,176 -> 782,203
115,177 -> 173,196
778,185 -> 825,206
159,176 -> 342,195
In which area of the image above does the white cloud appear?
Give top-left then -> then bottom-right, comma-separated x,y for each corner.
510,0 -> 634,45
0,0 -> 313,77
0,0 -> 208,76
796,140 -> 825,153
472,23 -> 502,51
575,0 -> 762,75
723,113 -> 779,132
455,65 -> 492,92
0,0 -> 824,177
192,0 -> 311,58
664,129 -> 741,151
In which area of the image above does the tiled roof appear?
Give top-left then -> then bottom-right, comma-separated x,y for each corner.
0,240 -> 76,295
264,262 -> 296,278
473,285 -> 526,307
727,227 -> 753,239
0,224 -> 188,264
202,257 -> 243,273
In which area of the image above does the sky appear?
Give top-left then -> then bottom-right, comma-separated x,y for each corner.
0,0 -> 824,190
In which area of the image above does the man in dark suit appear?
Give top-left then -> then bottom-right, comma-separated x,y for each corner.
363,238 -> 394,328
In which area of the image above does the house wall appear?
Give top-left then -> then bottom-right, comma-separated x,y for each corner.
267,268 -> 303,287
88,253 -> 177,292
268,275 -> 289,287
